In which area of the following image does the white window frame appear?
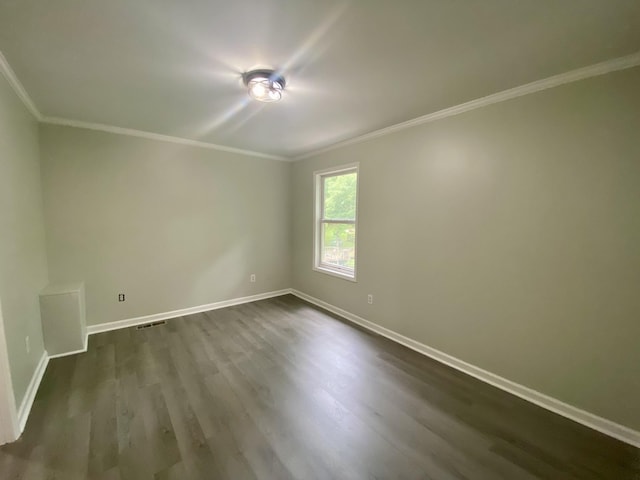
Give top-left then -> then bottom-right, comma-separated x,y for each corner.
313,163 -> 359,281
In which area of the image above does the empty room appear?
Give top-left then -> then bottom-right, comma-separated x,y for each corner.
0,1 -> 639,479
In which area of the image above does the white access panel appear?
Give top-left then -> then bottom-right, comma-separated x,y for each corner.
39,282 -> 86,357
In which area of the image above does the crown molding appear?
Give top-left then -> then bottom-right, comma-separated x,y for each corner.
41,116 -> 290,161
294,51 -> 640,161
0,50 -> 42,121
1,48 -> 288,161
3,46 -> 639,163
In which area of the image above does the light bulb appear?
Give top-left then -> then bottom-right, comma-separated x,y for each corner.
251,82 -> 266,98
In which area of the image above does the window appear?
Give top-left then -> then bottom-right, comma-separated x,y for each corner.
314,164 -> 358,280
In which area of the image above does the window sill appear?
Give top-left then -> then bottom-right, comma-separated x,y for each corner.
313,265 -> 357,282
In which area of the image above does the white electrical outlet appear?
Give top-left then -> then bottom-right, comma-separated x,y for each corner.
250,274 -> 256,283
367,294 -> 373,305
25,336 -> 30,353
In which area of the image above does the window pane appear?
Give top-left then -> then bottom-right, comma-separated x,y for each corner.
321,222 -> 356,269
323,172 -> 357,220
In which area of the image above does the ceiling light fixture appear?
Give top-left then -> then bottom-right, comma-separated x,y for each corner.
243,69 -> 286,103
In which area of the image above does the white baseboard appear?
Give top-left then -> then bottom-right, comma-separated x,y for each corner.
47,337 -> 88,359
87,289 -> 293,335
12,290 -> 292,440
17,350 -> 49,433
290,289 -> 640,449
16,288 -> 638,449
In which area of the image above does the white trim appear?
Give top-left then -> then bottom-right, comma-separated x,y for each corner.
3,46 -> 639,163
41,116 -> 289,161
87,289 -> 292,335
48,347 -> 86,359
0,50 -> 42,121
312,163 -> 361,177
0,49 -> 284,161
290,289 -> 640,448
7,289 -> 639,448
17,351 -> 49,434
11,290 -> 292,440
294,51 -> 640,161
0,50 -> 287,162
47,335 -> 88,359
313,164 -> 359,281
312,265 -> 357,283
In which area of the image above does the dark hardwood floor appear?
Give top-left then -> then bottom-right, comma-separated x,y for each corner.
0,295 -> 637,479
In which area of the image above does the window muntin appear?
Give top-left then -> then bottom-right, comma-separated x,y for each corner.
314,166 -> 358,280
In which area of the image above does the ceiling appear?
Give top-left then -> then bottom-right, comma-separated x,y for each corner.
1,0 -> 639,158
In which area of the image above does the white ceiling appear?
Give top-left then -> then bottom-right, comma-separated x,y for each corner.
1,0 -> 639,158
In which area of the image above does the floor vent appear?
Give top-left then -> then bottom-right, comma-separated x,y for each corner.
136,320 -> 167,330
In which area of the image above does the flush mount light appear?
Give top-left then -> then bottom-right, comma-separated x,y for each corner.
243,69 -> 286,103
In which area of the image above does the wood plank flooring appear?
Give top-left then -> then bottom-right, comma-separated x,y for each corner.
0,295 -> 638,479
